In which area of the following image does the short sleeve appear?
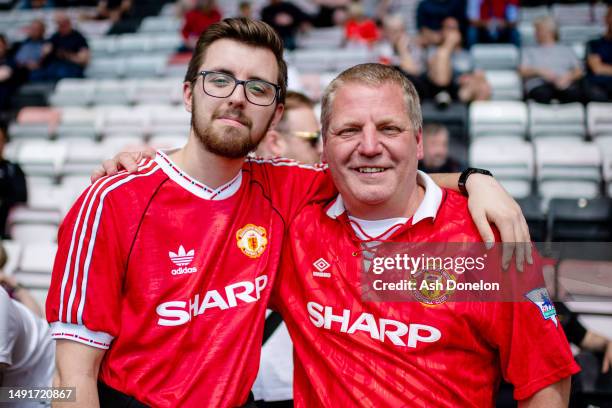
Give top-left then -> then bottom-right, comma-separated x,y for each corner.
485,297 -> 580,400
46,180 -> 126,350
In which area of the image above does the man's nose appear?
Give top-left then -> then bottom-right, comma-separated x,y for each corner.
227,83 -> 248,107
357,125 -> 383,157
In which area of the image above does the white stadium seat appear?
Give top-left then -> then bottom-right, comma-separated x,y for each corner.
587,102 -> 612,138
528,102 -> 585,140
471,44 -> 519,70
469,101 -> 528,139
485,70 -> 522,100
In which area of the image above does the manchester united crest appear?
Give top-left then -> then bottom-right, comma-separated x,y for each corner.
236,224 -> 268,258
409,261 -> 456,306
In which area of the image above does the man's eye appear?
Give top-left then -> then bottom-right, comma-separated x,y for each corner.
339,128 -> 358,136
210,77 -> 231,86
381,126 -> 401,134
248,83 -> 266,95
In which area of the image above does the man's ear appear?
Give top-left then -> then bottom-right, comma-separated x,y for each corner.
183,82 -> 193,113
416,129 -> 424,160
258,130 -> 285,158
268,103 -> 285,131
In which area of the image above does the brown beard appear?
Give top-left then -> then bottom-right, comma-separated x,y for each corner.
191,99 -> 272,159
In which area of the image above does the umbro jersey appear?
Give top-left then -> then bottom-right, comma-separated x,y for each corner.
272,184 -> 580,407
46,151 -> 332,408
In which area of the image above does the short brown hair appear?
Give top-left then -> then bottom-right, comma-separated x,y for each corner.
184,17 -> 288,103
320,63 -> 422,137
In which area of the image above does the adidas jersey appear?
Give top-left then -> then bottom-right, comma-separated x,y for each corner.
46,151 -> 332,408
272,175 -> 580,407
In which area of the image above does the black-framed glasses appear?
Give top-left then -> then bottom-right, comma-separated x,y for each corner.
196,70 -> 280,106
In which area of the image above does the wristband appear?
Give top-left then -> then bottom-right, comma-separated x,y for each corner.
458,168 -> 493,196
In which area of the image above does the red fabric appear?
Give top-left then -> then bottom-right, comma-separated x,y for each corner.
480,0 -> 519,20
344,19 -> 380,43
272,189 -> 579,407
46,153 -> 333,408
181,8 -> 221,41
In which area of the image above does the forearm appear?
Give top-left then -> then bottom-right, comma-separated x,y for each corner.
518,377 -> 570,408
428,49 -> 453,86
397,51 -> 420,76
581,331 -> 608,351
53,372 -> 100,408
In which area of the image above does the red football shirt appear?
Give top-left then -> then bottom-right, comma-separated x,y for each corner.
46,151 -> 332,407
272,173 -> 580,407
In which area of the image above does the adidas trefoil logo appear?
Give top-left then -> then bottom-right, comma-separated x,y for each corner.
169,245 -> 197,275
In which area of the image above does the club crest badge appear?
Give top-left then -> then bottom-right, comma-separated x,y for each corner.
236,224 -> 268,258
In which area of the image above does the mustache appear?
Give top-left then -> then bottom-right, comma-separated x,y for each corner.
213,109 -> 252,128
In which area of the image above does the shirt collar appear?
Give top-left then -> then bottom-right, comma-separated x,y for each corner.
325,170 -> 443,224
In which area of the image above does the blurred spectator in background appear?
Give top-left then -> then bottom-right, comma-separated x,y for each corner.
585,6 -> 612,102
94,0 -> 133,22
238,1 -> 253,19
0,124 -> 27,239
377,14 -> 429,99
181,0 -> 222,52
466,0 -> 519,47
344,1 -> 380,46
0,244 -> 54,392
311,0 -> 349,27
31,12 -> 89,81
426,17 -> 491,103
17,0 -> 53,9
0,35 -> 16,111
519,16 -> 584,104
261,0 -> 311,50
418,123 -> 463,173
13,20 -> 46,83
416,0 -> 467,47
256,91 -> 321,164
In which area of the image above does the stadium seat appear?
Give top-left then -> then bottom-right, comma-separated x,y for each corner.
547,197 -> 612,242
132,78 -> 182,105
17,242 -> 58,277
559,25 -> 605,45
139,16 -> 182,34
535,139 -> 602,201
597,137 -> 612,198
147,105 -> 190,138
1,240 -> 22,276
50,78 -> 95,107
471,44 -> 519,70
16,140 -> 67,178
116,34 -> 151,55
469,101 -> 527,140
150,34 -> 182,55
86,57 -> 125,79
124,55 -> 167,78
518,22 -> 536,46
516,195 -> 546,242
98,106 -> 149,139
528,102 -> 585,140
92,79 -> 133,106
63,139 -> 107,176
484,70 -> 522,100
586,102 -> 612,138
519,6 -> 550,23
291,48 -> 374,73
8,207 -> 61,244
100,136 -> 147,159
8,107 -> 60,140
56,107 -> 98,140
470,138 -> 534,198
552,3 -> 595,25
149,135 -> 187,150
89,35 -> 117,58
297,27 -> 344,49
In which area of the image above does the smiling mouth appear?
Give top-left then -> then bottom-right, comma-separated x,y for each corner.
355,167 -> 388,174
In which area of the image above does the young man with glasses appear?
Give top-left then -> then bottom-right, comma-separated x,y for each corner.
48,18 -> 531,408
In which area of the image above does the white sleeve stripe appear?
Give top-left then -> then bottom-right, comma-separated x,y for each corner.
76,165 -> 161,325
50,322 -> 113,350
60,160 -> 158,324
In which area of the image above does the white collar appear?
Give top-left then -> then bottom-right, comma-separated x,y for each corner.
155,150 -> 242,200
325,170 -> 443,224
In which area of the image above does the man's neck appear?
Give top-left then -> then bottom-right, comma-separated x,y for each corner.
344,182 -> 425,221
169,134 -> 245,189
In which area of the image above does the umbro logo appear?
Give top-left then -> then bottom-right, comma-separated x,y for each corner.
312,258 -> 331,278
169,245 -> 197,275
